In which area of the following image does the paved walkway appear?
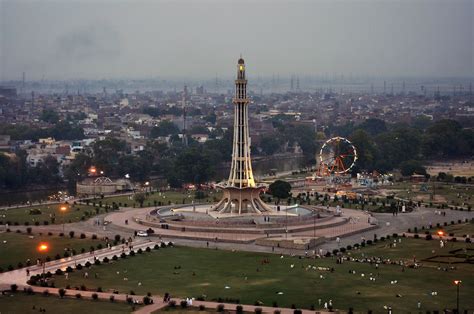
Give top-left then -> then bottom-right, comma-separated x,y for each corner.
0,239 -> 334,314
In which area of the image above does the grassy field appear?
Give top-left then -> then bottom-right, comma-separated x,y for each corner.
0,292 -> 136,314
102,191 -> 222,208
382,182 -> 473,207
0,203 -> 102,225
49,239 -> 474,312
0,232 -> 106,270
432,222 -> 474,237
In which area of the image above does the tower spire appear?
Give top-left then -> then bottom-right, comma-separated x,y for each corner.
213,57 -> 273,214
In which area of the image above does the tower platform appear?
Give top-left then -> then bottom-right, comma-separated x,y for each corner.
213,185 -> 274,214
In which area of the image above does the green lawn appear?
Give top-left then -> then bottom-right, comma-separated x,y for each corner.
0,204 -> 102,225
0,292 -> 136,314
49,240 -> 474,312
432,222 -> 474,237
0,232 -> 106,271
349,237 -> 473,263
384,182 -> 473,208
102,191 -> 222,208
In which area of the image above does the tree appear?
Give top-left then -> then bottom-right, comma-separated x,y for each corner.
133,193 -> 147,207
260,136 -> 280,155
40,109 -> 60,124
64,153 -> 92,194
358,118 -> 387,135
421,119 -> 471,158
92,138 -> 128,176
150,120 -> 180,138
375,127 -> 421,171
399,160 -> 426,177
349,129 -> 377,171
269,180 -> 291,203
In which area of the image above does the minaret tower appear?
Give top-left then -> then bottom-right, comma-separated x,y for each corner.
213,57 -> 273,214
228,57 -> 255,188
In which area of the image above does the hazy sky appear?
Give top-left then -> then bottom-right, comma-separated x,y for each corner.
1,0 -> 472,80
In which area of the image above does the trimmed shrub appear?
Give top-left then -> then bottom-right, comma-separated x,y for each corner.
75,293 -> 82,299
58,288 -> 66,298
236,305 -> 243,313
143,296 -> 152,305
91,293 -> 98,300
10,284 -> 18,292
109,295 -> 115,302
180,300 -> 188,308
217,304 -> 225,312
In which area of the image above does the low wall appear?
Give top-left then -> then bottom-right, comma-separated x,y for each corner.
255,236 -> 326,250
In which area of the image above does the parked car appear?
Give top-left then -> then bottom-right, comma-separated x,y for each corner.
137,231 -> 148,237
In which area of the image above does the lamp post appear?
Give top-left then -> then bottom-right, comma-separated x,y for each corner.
454,280 -> 461,313
313,211 -> 316,239
145,181 -> 150,193
37,243 -> 49,283
60,204 -> 67,233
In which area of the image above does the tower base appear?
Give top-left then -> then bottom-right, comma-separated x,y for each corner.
212,186 -> 273,214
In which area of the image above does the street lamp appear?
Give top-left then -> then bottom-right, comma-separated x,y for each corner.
454,280 -> 461,313
145,181 -> 150,193
37,243 -> 49,283
437,230 -> 444,237
313,211 -> 316,239
59,204 -> 68,233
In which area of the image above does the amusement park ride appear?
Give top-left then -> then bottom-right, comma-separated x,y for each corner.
309,136 -> 358,189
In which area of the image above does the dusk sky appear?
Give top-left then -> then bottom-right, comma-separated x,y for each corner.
1,0 -> 472,80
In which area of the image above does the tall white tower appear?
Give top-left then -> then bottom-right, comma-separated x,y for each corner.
213,57 -> 272,214
227,58 -> 255,188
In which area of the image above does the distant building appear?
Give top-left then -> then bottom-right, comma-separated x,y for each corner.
76,177 -> 132,196
0,135 -> 11,151
0,86 -> 17,98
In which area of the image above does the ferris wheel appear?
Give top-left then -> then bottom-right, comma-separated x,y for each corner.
319,136 -> 358,175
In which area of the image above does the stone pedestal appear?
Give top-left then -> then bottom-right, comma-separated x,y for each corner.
213,186 -> 273,214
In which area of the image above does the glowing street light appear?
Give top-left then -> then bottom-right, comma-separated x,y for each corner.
37,243 -> 49,252
37,242 -> 49,282
59,204 -> 68,233
89,166 -> 97,175
454,280 -> 462,312
437,230 -> 445,237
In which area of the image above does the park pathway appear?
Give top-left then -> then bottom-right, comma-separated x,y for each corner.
0,238 -> 336,314
0,240 -> 159,287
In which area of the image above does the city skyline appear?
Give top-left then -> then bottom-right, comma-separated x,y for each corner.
1,0 -> 473,80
